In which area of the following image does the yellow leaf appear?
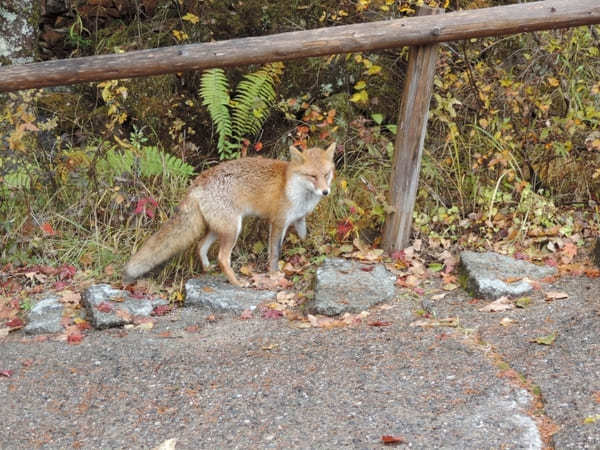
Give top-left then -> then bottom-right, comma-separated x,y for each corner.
479,118 -> 488,128
340,179 -> 348,192
547,77 -> 559,87
182,12 -> 200,24
338,9 -> 348,16
350,90 -> 369,104
354,80 -> 367,90
172,30 -> 189,41
319,11 -> 326,22
366,65 -> 382,75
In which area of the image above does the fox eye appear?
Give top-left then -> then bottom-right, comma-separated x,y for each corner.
306,174 -> 317,180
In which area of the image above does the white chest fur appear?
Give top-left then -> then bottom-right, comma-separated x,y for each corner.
285,175 -> 322,223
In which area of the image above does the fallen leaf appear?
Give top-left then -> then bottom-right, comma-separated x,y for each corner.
0,370 -> 13,377
115,309 -> 132,322
184,325 -> 199,333
262,309 -> 283,319
545,291 -> 568,301
152,305 -> 172,316
431,293 -> 447,301
96,302 -> 113,313
153,438 -> 177,450
5,317 -> 25,329
382,435 -> 406,444
410,317 -> 459,328
368,321 -> 392,327
262,343 -> 279,350
584,414 -> 600,424
515,297 -> 532,308
532,332 -> 557,345
67,332 -> 84,344
136,321 -> 154,331
479,296 -> 515,312
240,309 -> 253,320
500,317 -> 516,326
442,283 -> 458,291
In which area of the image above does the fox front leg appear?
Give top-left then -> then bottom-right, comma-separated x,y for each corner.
268,221 -> 287,273
293,217 -> 307,240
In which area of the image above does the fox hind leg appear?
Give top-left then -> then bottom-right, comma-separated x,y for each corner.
216,218 -> 247,287
197,231 -> 217,271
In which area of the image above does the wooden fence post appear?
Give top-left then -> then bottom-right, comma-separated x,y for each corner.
382,6 -> 444,253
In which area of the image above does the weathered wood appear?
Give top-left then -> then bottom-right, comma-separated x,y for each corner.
382,7 -> 444,253
1,0 -> 599,91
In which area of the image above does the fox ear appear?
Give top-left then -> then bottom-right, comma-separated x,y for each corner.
325,142 -> 336,160
289,145 -> 305,163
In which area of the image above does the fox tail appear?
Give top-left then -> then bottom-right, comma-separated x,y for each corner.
123,198 -> 206,282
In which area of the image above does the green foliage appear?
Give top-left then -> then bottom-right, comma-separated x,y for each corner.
98,128 -> 195,180
199,63 -> 283,159
199,68 -> 233,158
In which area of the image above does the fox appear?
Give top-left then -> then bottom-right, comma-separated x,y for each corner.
123,143 -> 336,287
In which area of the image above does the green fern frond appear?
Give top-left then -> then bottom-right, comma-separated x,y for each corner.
199,68 -> 233,159
139,146 -> 195,178
232,66 -> 279,141
99,145 -> 195,180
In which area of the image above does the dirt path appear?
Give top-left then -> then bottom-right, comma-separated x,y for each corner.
1,275 -> 599,449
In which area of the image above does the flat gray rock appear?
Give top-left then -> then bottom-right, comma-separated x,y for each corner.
311,258 -> 396,316
81,284 -> 168,329
24,295 -> 64,335
460,251 -> 556,299
185,277 -> 276,312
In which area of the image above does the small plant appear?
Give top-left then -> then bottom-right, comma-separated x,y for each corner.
199,63 -> 284,159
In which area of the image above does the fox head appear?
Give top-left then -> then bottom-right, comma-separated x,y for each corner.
289,143 -> 336,197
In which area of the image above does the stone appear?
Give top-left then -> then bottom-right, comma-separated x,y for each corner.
185,277 -> 276,313
81,284 -> 168,329
311,258 -> 396,316
24,295 -> 64,335
460,251 -> 557,299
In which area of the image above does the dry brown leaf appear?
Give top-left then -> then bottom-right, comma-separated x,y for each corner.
479,296 -> 515,312
545,291 -> 569,301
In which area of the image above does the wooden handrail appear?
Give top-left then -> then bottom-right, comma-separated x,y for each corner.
0,0 -> 599,92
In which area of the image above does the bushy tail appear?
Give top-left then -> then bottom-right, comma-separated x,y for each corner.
123,199 -> 206,282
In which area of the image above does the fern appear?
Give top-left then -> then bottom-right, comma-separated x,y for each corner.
232,72 -> 276,141
139,146 -> 195,178
99,145 -> 195,180
199,68 -> 234,158
200,63 -> 284,159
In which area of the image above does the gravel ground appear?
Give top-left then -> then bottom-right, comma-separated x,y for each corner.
1,275 -> 599,449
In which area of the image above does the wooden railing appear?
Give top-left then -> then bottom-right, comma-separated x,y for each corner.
1,0 -> 599,251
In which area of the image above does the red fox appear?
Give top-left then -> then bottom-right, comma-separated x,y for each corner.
123,143 -> 336,286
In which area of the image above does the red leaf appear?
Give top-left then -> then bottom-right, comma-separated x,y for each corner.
360,266 -> 375,272
254,141 -> 263,152
40,222 -> 56,236
368,321 -> 392,327
53,281 -> 69,291
152,305 -> 172,316
262,309 -> 283,319
382,435 -> 406,444
67,332 -> 83,344
240,309 -> 253,320
6,317 -> 25,328
0,370 -> 13,377
76,321 -> 92,331
58,264 -> 77,280
134,197 -> 158,219
96,302 -> 113,313
184,325 -> 199,333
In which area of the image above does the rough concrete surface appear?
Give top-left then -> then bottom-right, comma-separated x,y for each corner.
185,276 -> 276,312
23,295 -> 63,335
460,251 -> 557,299
1,272 -> 599,449
312,258 -> 397,315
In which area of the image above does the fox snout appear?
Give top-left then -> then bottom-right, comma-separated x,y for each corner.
322,188 -> 330,196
